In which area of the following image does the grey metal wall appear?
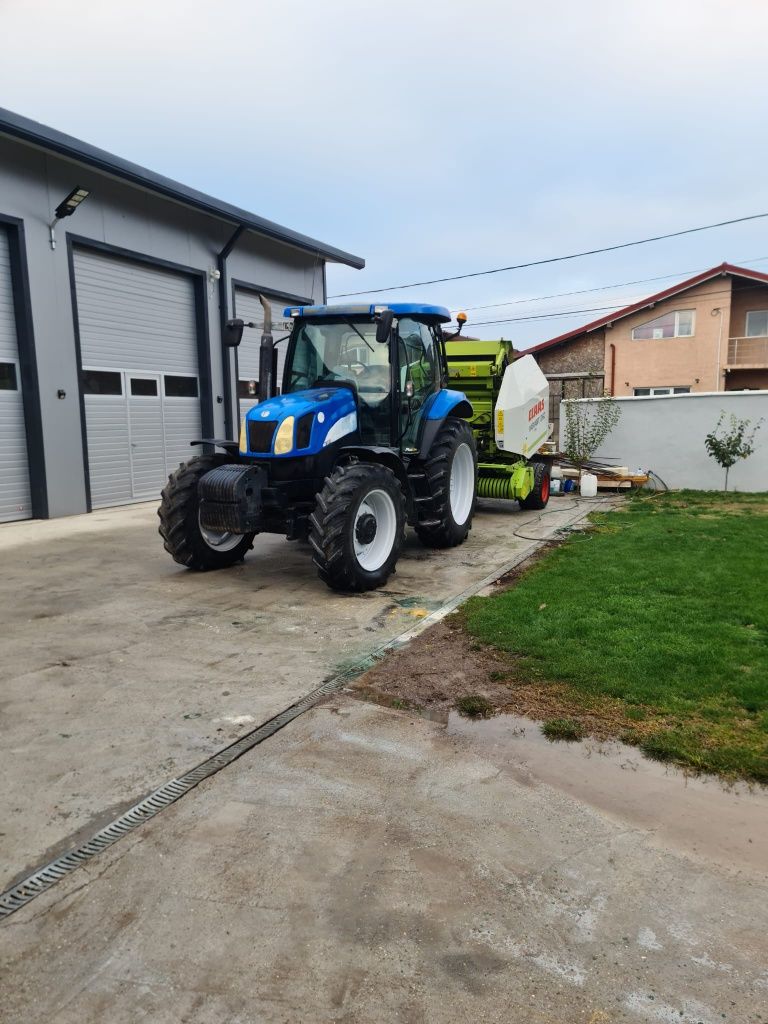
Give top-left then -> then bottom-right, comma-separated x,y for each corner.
0,225 -> 32,520
0,133 -> 326,518
559,391 -> 768,491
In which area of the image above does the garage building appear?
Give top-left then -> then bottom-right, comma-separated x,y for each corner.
0,107 -> 363,521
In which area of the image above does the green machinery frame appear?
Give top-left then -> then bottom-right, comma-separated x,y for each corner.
444,338 -> 537,501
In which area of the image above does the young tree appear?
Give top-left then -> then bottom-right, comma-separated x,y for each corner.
704,412 -> 763,491
563,395 -> 622,470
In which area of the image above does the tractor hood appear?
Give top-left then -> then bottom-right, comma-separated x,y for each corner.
239,386 -> 358,458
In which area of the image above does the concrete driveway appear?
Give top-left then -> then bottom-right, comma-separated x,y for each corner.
0,495 -> 591,889
2,697 -> 767,1023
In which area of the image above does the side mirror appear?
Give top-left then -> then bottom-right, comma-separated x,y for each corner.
224,318 -> 244,348
375,309 -> 394,344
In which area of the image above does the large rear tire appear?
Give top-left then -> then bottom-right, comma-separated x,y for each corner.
309,462 -> 406,592
415,418 -> 478,549
519,460 -> 551,511
158,455 -> 256,571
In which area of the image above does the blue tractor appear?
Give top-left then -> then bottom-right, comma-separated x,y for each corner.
158,299 -> 477,591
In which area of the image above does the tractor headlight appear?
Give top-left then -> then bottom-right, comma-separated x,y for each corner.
239,418 -> 247,453
273,415 -> 295,455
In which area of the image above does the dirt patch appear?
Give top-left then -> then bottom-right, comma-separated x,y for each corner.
353,616 -> 668,743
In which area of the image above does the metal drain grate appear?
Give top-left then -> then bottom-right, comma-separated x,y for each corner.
0,671 -> 348,920
0,498 -> 607,921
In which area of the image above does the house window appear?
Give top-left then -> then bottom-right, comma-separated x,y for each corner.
633,386 -> 691,396
631,309 -> 695,340
745,310 -> 768,337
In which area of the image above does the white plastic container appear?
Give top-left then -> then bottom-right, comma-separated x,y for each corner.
580,472 -> 598,498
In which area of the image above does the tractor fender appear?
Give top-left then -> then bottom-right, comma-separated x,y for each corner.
339,446 -> 415,516
418,390 -> 474,460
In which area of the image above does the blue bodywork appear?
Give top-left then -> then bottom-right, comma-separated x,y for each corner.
241,387 -> 356,458
284,302 -> 451,323
422,389 -> 472,420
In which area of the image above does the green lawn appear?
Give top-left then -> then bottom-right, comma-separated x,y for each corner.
464,491 -> 768,782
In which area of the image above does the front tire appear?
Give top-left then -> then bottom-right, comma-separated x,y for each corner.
519,460 -> 551,510
158,456 -> 256,571
309,462 -> 406,592
415,418 -> 478,549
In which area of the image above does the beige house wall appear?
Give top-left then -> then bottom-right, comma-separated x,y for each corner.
604,278 -> 733,396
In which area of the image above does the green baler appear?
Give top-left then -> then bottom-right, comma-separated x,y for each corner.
444,338 -> 552,509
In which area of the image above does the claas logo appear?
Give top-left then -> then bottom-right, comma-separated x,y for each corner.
527,398 -> 545,422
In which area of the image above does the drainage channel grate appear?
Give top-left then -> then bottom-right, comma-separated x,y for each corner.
0,499 -> 607,921
0,671 -> 347,920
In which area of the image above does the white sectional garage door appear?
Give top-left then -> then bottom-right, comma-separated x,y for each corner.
233,289 -> 294,425
0,227 -> 32,523
74,249 -> 202,509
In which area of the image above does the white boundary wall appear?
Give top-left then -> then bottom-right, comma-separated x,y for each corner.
559,391 -> 768,491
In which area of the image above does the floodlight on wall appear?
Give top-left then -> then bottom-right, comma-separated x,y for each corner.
49,186 -> 90,250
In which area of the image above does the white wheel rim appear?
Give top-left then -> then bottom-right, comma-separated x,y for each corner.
353,488 -> 397,572
450,443 -> 475,526
198,509 -> 243,553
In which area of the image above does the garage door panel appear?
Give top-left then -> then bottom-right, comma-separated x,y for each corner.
75,251 -> 198,374
74,249 -> 202,507
0,228 -> 32,522
162,399 -> 200,475
84,397 -> 132,509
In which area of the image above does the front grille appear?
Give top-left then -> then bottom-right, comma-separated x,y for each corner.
248,419 -> 277,453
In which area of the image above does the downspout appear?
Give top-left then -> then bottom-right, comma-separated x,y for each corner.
608,342 -> 616,395
713,306 -> 724,392
217,223 -> 247,439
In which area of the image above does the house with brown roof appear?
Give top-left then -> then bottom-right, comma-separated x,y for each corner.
528,262 -> 768,434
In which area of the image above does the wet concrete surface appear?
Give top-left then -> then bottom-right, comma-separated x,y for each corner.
0,495 -> 595,888
1,697 -> 766,1023
446,712 -> 768,879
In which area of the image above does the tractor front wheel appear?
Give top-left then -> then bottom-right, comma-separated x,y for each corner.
158,455 -> 256,571
310,462 -> 406,592
519,460 -> 551,511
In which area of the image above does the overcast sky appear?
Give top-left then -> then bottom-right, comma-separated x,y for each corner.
3,0 -> 768,343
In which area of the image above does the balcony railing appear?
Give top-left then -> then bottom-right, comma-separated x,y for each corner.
727,336 -> 768,367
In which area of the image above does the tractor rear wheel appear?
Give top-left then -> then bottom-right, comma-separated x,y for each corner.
158,455 -> 256,571
519,460 -> 551,510
309,462 -> 406,592
415,418 -> 477,549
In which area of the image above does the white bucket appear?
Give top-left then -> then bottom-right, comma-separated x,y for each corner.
580,472 -> 598,498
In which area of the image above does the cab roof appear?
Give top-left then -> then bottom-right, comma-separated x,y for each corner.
284,302 -> 451,323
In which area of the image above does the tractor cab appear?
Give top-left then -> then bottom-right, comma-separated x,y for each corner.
252,303 -> 456,454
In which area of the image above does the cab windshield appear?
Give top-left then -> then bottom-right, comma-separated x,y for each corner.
285,319 -> 390,409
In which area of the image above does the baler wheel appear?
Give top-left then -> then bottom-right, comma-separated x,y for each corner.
158,456 -> 256,571
519,460 -> 551,511
415,418 -> 478,549
309,462 -> 405,592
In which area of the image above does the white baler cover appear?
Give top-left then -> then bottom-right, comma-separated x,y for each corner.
494,354 -> 550,457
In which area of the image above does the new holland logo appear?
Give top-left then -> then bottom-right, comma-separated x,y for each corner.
528,398 -> 545,422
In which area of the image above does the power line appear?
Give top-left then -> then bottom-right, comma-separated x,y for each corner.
450,303 -> 634,329
448,281 -> 740,330
329,213 -> 768,297
450,256 -> 768,314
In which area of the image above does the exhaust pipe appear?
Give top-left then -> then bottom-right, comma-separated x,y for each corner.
258,294 -> 275,401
